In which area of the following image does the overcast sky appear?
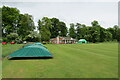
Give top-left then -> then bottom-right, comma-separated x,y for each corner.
0,0 -> 119,28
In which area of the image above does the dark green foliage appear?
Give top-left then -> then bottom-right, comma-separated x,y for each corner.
107,25 -> 120,42
41,26 -> 51,41
113,25 -> 119,39
2,6 -> 20,37
38,17 -> 52,41
69,23 -> 76,38
76,23 -> 81,40
59,22 -> 67,37
75,26 -> 100,42
50,18 -> 60,38
17,14 -> 35,39
38,17 -> 67,41
2,6 -> 35,42
50,18 -> 67,38
107,27 -> 115,41
117,28 -> 120,42
91,20 -> 100,27
75,21 -> 115,43
38,19 -> 42,30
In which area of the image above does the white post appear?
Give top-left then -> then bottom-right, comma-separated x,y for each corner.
57,31 -> 61,44
57,36 -> 59,44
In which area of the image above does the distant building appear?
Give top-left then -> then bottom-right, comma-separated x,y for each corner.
50,36 -> 77,44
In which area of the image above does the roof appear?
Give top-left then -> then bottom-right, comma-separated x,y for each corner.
8,43 -> 53,58
50,36 -> 77,41
79,39 -> 87,41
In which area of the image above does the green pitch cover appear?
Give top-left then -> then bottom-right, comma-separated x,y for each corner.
8,43 -> 53,58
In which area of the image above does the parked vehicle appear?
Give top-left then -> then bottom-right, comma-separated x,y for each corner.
23,41 -> 27,44
2,42 -> 7,45
10,42 -> 16,44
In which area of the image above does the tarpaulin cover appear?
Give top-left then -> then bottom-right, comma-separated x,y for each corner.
8,43 -> 53,57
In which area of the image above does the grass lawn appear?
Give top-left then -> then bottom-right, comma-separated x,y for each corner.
2,43 -> 118,78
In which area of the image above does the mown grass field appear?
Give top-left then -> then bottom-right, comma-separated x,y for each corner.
2,43 -> 118,78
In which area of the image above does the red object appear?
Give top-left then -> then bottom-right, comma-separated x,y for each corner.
2,42 -> 7,45
10,42 -> 16,44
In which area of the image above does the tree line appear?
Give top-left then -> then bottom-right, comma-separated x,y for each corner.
69,22 -> 120,42
1,6 -> 120,43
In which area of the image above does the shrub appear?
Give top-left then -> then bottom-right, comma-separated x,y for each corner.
2,38 -> 8,42
24,31 -> 41,42
6,33 -> 18,42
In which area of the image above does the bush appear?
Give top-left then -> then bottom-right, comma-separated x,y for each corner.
2,38 -> 8,42
6,33 -> 18,42
24,31 -> 41,42
15,36 -> 22,42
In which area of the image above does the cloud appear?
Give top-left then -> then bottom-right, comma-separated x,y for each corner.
1,2 -> 118,28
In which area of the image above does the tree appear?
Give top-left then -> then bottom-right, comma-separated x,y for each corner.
50,18 -> 60,38
50,18 -> 67,38
76,23 -> 81,28
2,6 -> 35,41
38,19 -> 42,30
91,20 -> 100,27
38,17 -> 52,41
113,25 -> 119,39
38,17 -> 68,40
83,27 -> 92,41
69,23 -> 76,38
88,27 -> 100,43
59,21 -> 67,37
81,24 -> 86,27
117,28 -> 120,42
99,27 -> 106,42
40,26 -> 51,41
104,31 -> 112,41
107,27 -> 115,41
2,6 -> 20,37
18,14 -> 35,40
76,23 -> 81,40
